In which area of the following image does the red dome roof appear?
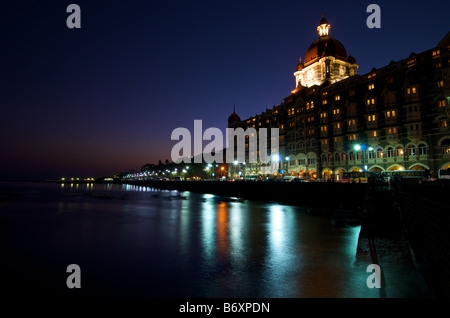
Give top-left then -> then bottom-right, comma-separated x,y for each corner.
304,36 -> 348,65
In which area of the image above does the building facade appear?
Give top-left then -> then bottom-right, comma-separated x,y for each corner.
228,16 -> 450,180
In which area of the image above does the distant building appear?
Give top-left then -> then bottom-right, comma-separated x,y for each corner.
228,16 -> 450,180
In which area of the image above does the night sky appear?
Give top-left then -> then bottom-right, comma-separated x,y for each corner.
1,0 -> 449,180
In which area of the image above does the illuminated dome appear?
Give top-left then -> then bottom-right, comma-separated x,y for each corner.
304,37 -> 348,65
304,15 -> 348,66
293,15 -> 358,88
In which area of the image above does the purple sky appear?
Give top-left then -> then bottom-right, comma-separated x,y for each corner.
1,0 -> 449,180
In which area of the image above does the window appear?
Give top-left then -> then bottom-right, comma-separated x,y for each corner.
321,126 -> 328,132
432,49 -> 440,57
341,152 -> 347,161
439,117 -> 449,128
308,158 -> 316,165
335,153 -> 340,162
376,148 -> 383,158
408,145 -> 416,156
396,147 -> 404,157
386,110 -> 397,118
438,100 -> 447,108
320,112 -> 327,118
387,147 -> 394,158
367,115 -> 376,122
441,139 -> 450,155
370,131 -> 377,137
366,98 -> 375,105
437,80 -> 444,88
368,149 -> 375,159
348,119 -> 356,127
322,155 -> 327,163
356,151 -> 362,160
322,99 -> 327,105
418,144 -> 427,155
387,127 -> 398,135
348,134 -> 357,141
349,152 -> 355,160
333,108 -> 340,115
335,95 -> 340,101
407,87 -> 417,94
368,83 -> 375,90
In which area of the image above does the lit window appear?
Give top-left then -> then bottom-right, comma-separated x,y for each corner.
368,83 -> 375,90
323,99 -> 327,105
377,148 -> 383,158
438,81 -> 444,88
438,100 -> 447,107
432,49 -> 440,57
335,95 -> 340,101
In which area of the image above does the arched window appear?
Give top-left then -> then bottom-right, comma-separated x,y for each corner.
396,146 -> 404,157
418,143 -> 427,155
322,155 -> 327,163
328,153 -> 333,162
342,152 -> 347,162
441,139 -> 450,155
407,145 -> 416,156
368,149 -> 375,159
335,153 -> 340,162
349,152 -> 355,160
356,151 -> 362,160
387,147 -> 394,158
376,148 -> 383,158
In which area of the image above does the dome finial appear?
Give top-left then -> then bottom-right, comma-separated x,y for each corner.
317,14 -> 330,37
233,104 -> 236,113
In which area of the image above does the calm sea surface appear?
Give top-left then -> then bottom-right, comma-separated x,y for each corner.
0,182 -> 428,298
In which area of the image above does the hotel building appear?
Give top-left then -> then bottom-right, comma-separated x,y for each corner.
228,16 -> 450,180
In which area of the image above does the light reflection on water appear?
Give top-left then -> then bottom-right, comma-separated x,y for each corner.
0,182 -> 384,297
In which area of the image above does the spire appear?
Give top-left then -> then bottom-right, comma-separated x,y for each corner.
233,104 -> 236,114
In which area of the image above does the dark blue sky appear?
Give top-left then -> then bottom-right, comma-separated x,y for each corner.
1,0 -> 449,180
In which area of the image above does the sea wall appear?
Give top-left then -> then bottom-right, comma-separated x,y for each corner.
394,182 -> 450,297
121,180 -> 369,211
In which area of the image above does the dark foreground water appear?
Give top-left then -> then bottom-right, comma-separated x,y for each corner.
0,182 -> 428,298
